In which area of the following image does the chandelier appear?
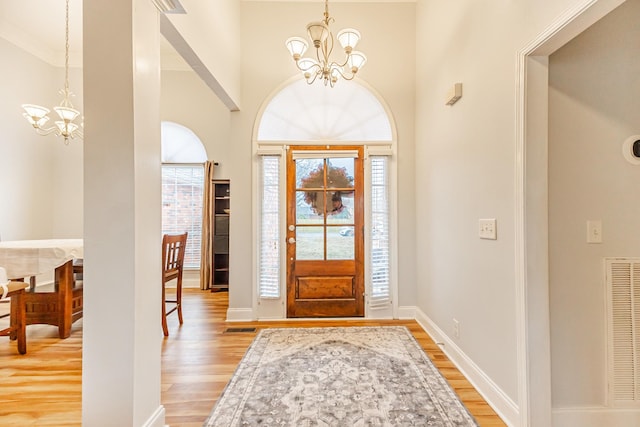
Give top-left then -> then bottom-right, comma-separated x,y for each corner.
285,0 -> 367,87
22,0 -> 83,144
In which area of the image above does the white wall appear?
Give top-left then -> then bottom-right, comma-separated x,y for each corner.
549,0 -> 640,411
413,0 -> 612,413
231,1 -> 416,310
0,38 -> 54,241
0,38 -> 83,242
164,0 -> 242,109
160,69 -> 232,179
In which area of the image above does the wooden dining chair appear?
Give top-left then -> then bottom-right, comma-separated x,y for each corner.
1,281 -> 28,354
161,232 -> 188,337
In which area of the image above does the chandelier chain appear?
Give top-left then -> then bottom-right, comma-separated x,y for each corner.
323,0 -> 330,23
64,0 -> 70,93
61,0 -> 72,107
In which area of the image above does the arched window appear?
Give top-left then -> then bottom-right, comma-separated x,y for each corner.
256,79 -> 392,142
161,121 -> 207,268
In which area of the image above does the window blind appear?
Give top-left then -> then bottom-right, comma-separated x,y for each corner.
369,156 -> 391,308
259,156 -> 281,299
161,165 -> 204,269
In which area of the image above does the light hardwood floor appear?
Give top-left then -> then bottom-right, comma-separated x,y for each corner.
0,289 -> 506,426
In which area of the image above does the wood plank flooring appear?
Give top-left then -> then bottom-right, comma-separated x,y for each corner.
0,289 -> 506,426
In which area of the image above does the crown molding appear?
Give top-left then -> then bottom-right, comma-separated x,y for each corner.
0,21 -> 74,67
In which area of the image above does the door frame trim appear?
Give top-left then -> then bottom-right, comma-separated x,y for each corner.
285,145 -> 365,318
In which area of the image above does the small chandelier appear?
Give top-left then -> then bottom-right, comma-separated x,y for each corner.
285,0 -> 367,87
22,0 -> 83,144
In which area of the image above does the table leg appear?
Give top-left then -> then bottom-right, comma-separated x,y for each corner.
56,260 -> 74,339
14,290 -> 26,354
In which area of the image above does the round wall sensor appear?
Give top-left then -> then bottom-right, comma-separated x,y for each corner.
622,135 -> 640,165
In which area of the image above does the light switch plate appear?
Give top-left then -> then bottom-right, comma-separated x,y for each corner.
479,218 -> 497,240
587,220 -> 602,243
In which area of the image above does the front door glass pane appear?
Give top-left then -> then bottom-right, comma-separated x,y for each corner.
326,190 -> 354,225
327,226 -> 354,260
296,226 -> 324,260
326,158 -> 355,189
296,158 -> 324,188
296,190 -> 324,225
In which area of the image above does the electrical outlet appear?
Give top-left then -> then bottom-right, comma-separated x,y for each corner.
478,218 -> 497,240
453,318 -> 460,339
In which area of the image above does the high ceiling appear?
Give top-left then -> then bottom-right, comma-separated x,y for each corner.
0,0 -> 186,69
0,0 -> 414,70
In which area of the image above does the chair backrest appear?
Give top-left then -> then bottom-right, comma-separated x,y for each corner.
162,233 -> 188,279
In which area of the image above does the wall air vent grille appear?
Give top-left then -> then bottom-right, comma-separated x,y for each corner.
606,258 -> 640,405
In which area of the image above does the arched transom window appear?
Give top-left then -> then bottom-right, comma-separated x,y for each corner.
257,79 -> 393,142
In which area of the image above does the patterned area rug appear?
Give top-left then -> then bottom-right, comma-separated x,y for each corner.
204,326 -> 479,427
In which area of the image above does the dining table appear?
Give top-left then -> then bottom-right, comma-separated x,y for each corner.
0,239 -> 83,339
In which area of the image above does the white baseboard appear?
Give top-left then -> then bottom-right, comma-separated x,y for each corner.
226,308 -> 254,322
142,405 -> 165,427
414,307 -> 519,427
182,278 -> 200,288
182,270 -> 201,288
397,305 -> 416,319
552,407 -> 640,427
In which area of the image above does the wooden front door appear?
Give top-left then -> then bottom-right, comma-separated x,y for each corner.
286,146 -> 364,317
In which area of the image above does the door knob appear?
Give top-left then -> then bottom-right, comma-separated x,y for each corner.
288,237 -> 296,244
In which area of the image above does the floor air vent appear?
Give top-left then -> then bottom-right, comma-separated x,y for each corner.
224,327 -> 257,333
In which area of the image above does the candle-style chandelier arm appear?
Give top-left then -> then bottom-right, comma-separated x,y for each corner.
285,0 -> 366,87
22,112 -> 58,136
294,59 -> 322,85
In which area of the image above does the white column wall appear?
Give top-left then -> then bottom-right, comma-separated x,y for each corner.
82,0 -> 163,425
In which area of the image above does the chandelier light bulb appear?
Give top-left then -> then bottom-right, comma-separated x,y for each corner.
347,51 -> 367,73
54,106 -> 81,122
22,104 -> 50,120
306,22 -> 330,48
285,0 -> 366,87
22,105 -> 52,128
285,37 -> 308,60
336,28 -> 360,53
